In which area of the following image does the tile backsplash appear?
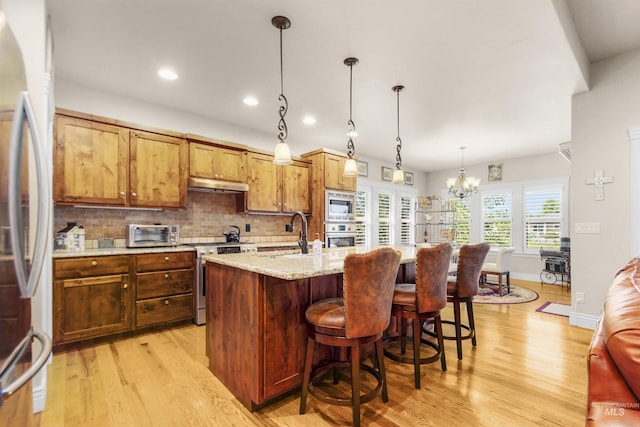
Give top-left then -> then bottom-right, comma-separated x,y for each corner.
54,191 -> 305,246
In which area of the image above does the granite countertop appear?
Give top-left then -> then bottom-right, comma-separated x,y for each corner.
203,245 -> 418,281
51,240 -> 303,258
52,245 -> 196,258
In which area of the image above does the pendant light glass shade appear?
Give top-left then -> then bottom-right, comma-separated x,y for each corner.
391,168 -> 404,184
272,16 -> 292,165
343,158 -> 358,176
343,57 -> 359,176
447,146 -> 480,198
273,141 -> 292,164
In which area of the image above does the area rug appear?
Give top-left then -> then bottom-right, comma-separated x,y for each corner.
536,301 -> 570,317
474,285 -> 539,304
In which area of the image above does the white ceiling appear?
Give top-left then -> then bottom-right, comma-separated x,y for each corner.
47,0 -> 640,172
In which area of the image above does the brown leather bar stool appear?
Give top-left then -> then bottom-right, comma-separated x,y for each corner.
383,243 -> 453,389
299,247 -> 402,427
426,242 -> 489,360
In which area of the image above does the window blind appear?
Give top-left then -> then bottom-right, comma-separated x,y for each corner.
482,192 -> 512,246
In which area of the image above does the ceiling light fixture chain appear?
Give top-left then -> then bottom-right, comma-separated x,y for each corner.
343,57 -> 359,176
393,85 -> 404,170
391,85 -> 405,184
272,15 -> 293,165
275,16 -> 289,143
345,57 -> 359,160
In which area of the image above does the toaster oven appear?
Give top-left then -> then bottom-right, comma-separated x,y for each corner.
126,224 -> 180,248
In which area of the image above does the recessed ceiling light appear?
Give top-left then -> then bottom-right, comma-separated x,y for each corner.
243,96 -> 259,106
303,116 -> 316,125
158,68 -> 178,80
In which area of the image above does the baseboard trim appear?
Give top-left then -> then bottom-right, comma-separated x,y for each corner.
33,377 -> 46,413
569,311 -> 599,330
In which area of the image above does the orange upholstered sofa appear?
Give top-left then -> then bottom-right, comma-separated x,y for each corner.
586,257 -> 640,425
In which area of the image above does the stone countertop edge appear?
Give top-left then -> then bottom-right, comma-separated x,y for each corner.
52,245 -> 196,258
203,246 -> 417,281
52,241 -> 301,258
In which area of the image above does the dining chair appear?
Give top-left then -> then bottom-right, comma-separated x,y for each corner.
383,243 -> 453,389
480,247 -> 516,296
299,247 -> 402,427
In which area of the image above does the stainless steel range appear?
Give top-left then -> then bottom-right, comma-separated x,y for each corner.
187,242 -> 257,325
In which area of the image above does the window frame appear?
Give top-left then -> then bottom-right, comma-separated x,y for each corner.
446,176 -> 569,255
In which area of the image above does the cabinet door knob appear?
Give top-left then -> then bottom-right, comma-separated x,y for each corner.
120,191 -> 125,197
164,299 -> 170,305
123,283 -> 128,289
131,192 -> 137,197
214,174 -> 219,178
164,274 -> 169,279
164,256 -> 170,261
91,261 -> 97,266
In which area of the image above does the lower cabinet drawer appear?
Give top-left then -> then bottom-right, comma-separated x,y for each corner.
136,269 -> 193,300
136,294 -> 192,328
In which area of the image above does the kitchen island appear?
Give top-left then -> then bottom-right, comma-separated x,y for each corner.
203,246 -> 418,410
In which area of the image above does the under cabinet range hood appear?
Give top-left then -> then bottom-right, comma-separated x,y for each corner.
187,177 -> 249,193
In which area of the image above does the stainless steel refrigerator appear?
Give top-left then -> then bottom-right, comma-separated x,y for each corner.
0,9 -> 52,425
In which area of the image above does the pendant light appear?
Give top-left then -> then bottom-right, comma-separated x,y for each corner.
391,85 -> 405,184
343,57 -> 359,176
272,16 -> 293,165
447,146 -> 480,198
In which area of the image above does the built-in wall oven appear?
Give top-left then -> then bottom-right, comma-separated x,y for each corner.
188,242 -> 257,325
325,222 -> 356,248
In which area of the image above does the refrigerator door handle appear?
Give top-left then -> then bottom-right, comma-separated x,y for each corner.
8,91 -> 50,298
0,328 -> 52,405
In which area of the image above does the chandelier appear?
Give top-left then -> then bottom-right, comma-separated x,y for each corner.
447,146 -> 480,198
272,16 -> 293,165
343,57 -> 359,176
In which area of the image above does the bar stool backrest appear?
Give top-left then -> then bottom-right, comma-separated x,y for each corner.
343,248 -> 402,339
456,243 -> 491,298
415,243 -> 453,313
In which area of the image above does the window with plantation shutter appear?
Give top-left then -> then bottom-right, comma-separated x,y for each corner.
481,192 -> 512,246
355,189 -> 369,246
452,197 -> 470,244
525,187 -> 562,250
377,192 -> 392,245
400,195 -> 415,245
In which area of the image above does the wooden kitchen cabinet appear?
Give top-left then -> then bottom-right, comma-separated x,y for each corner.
54,110 -> 188,208
54,115 -> 128,206
53,250 -> 195,346
53,255 -> 131,345
323,153 -> 357,191
134,252 -> 194,328
129,130 -> 187,208
188,139 -> 246,182
301,148 -> 356,241
245,151 -> 310,214
206,263 -> 340,409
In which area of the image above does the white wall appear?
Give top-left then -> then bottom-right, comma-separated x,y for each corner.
56,78 -> 287,154
423,151 -> 571,281
571,48 -> 640,327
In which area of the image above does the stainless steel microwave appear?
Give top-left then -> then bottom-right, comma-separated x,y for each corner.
126,224 -> 180,248
325,190 -> 356,222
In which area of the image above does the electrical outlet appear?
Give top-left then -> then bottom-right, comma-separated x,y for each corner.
576,292 -> 585,304
245,223 -> 250,232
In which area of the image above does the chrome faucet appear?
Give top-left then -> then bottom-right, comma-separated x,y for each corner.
287,211 -> 309,254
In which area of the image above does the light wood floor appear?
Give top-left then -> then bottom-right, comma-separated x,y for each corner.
36,280 -> 592,427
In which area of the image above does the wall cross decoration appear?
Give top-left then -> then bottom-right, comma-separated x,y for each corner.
586,170 -> 613,201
